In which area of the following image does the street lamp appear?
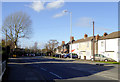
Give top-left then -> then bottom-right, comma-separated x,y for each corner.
64,10 -> 72,59
93,21 -> 95,61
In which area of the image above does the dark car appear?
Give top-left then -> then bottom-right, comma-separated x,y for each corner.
62,54 -> 67,58
63,54 -> 67,58
55,54 -> 61,57
65,53 -> 78,58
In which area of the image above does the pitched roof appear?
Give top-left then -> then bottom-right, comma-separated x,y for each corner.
99,31 -> 120,40
73,36 -> 95,44
67,31 -> 120,44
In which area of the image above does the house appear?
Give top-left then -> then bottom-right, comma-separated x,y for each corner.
69,38 -> 79,56
98,31 -> 120,62
61,41 -> 66,54
59,36 -> 75,55
56,41 -> 69,54
69,34 -> 97,60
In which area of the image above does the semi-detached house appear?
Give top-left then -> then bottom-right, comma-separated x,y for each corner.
57,31 -> 119,62
56,36 -> 74,55
69,34 -> 97,60
98,31 -> 120,62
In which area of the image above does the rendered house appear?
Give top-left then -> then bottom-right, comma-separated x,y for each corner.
61,41 -> 66,54
69,40 -> 79,56
98,31 -> 120,62
78,34 -> 95,60
69,34 -> 97,60
61,36 -> 75,54
56,40 -> 71,54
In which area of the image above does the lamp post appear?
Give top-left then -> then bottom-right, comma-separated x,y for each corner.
64,10 -> 72,59
93,21 -> 95,61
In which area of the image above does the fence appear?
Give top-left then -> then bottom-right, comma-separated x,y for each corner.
0,46 -> 10,82
0,60 -> 6,82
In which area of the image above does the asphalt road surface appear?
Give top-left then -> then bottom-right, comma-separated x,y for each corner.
3,56 -> 119,82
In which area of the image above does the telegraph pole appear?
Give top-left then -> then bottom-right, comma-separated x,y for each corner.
93,21 -> 95,61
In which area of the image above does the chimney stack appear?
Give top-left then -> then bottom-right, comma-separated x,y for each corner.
103,32 -> 108,36
84,34 -> 88,39
70,36 -> 74,41
62,41 -> 65,45
96,34 -> 99,40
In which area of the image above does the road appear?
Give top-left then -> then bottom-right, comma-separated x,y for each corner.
3,56 -> 119,82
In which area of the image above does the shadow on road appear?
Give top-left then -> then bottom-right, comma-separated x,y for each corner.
2,57 -> 117,82
8,57 -> 75,64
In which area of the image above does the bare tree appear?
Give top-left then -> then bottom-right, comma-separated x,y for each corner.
33,42 -> 38,53
44,43 -> 49,52
33,42 -> 38,50
2,11 -> 32,48
48,40 -> 59,53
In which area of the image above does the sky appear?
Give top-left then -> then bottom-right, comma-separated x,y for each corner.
2,1 -> 118,49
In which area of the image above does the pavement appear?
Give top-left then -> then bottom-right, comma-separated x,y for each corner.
2,56 -> 120,82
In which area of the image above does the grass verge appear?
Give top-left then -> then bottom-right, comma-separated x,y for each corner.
51,57 -> 57,58
95,61 -> 120,64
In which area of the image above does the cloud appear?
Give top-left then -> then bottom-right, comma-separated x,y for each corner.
26,1 -> 45,12
46,0 -> 64,9
96,27 -> 113,31
76,17 -> 93,28
25,0 -> 65,12
53,10 -> 66,18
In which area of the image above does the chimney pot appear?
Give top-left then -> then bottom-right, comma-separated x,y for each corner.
96,34 -> 99,40
62,41 -> 65,45
103,32 -> 108,36
84,34 -> 88,39
70,36 -> 74,41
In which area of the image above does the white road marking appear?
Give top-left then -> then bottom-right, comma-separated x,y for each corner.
40,68 -> 47,71
40,67 -> 62,79
49,72 -> 62,79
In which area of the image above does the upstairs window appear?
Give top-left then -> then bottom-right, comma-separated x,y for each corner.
101,41 -> 104,47
87,42 -> 89,47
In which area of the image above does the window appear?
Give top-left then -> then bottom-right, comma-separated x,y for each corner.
101,41 -> 104,47
87,43 -> 89,47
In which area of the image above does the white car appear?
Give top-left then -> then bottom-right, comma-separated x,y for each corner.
90,54 -> 115,62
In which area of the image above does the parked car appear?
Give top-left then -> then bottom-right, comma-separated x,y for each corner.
90,54 -> 115,62
29,54 -> 31,56
36,53 -> 40,56
65,53 -> 78,58
61,54 -> 65,58
62,54 -> 67,58
25,54 -> 29,56
63,54 -> 67,58
55,54 -> 61,57
31,54 -> 35,57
